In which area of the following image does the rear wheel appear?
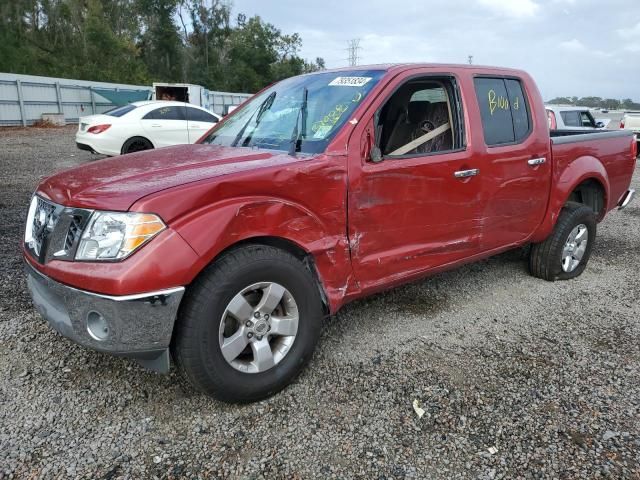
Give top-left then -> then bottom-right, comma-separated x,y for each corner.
529,203 -> 596,281
121,136 -> 153,154
172,245 -> 323,403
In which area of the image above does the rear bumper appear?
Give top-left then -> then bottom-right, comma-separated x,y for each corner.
618,189 -> 635,210
25,261 -> 184,372
76,142 -> 96,153
74,131 -> 119,156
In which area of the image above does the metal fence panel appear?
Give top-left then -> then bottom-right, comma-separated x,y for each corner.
0,72 -> 252,126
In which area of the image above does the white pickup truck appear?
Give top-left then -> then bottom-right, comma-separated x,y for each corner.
546,105 -> 606,130
620,112 -> 640,133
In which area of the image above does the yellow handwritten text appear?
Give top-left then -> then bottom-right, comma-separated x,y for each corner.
488,90 -> 510,115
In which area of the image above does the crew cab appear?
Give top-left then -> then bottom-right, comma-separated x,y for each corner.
24,64 -> 637,403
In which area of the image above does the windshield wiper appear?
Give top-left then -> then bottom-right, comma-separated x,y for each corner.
231,92 -> 276,147
288,87 -> 308,156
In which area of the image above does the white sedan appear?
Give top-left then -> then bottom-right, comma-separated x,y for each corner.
75,101 -> 221,156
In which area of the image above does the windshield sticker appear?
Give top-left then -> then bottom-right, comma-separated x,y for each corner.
311,103 -> 349,135
313,125 -> 332,139
329,76 -> 372,87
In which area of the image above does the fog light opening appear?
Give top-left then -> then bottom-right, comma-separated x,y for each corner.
87,311 -> 109,341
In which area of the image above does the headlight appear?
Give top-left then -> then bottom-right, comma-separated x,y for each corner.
75,211 -> 165,261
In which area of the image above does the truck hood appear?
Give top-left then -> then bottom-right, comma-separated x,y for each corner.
38,144 -> 302,211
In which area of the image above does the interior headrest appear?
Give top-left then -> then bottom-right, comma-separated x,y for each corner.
407,101 -> 430,124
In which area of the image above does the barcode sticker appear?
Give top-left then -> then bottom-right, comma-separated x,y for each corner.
328,76 -> 372,87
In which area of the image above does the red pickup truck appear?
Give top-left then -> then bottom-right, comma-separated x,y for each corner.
24,64 -> 636,402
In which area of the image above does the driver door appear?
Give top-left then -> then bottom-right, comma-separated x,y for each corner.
347,73 -> 484,291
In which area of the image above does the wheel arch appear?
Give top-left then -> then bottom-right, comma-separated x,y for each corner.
208,235 -> 331,315
531,156 -> 610,242
566,177 -> 607,219
121,135 -> 155,155
170,197 -> 354,314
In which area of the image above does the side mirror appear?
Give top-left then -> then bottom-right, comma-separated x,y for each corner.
370,145 -> 383,163
596,121 -> 605,128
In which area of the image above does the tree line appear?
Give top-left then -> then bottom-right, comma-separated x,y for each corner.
547,96 -> 640,111
0,0 -> 326,93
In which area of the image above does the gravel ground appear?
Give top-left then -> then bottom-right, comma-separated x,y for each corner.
1,126 -> 639,479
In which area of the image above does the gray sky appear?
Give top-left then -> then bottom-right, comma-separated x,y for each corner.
234,0 -> 640,101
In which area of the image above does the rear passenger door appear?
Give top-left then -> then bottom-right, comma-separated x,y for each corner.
473,77 -> 551,249
140,105 -> 189,148
185,107 -> 219,142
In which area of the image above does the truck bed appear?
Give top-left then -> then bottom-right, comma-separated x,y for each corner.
550,129 -> 636,213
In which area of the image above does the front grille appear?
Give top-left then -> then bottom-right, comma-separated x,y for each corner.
30,197 -> 59,259
25,196 -> 93,263
65,215 -> 83,251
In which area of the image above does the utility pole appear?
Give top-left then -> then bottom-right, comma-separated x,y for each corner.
347,39 -> 361,67
468,55 -> 473,65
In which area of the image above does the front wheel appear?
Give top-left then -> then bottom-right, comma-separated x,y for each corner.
529,203 -> 596,281
172,245 -> 323,403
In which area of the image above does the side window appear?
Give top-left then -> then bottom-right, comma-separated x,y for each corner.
375,76 -> 462,157
186,107 -> 218,123
560,111 -> 580,127
504,79 -> 530,141
143,106 -> 186,121
580,111 -> 594,127
474,78 -> 514,145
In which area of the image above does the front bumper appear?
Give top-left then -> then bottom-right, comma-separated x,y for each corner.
25,261 -> 184,372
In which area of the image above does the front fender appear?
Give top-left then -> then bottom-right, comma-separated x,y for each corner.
531,155 -> 609,242
171,196 -> 354,313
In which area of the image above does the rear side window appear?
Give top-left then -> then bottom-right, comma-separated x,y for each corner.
474,77 -> 531,146
560,111 -> 580,127
185,107 -> 218,123
505,79 -> 530,140
143,106 -> 186,120
105,104 -> 137,117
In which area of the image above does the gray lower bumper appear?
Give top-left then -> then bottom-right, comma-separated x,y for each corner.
25,261 -> 184,372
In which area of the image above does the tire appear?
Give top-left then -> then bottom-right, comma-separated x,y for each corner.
121,136 -> 153,154
529,202 -> 596,281
172,244 -> 323,403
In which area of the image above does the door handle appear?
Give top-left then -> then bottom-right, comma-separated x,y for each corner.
151,124 -> 162,128
454,168 -> 480,178
528,157 -> 546,166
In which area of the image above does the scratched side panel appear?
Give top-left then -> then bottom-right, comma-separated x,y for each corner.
132,154 -> 354,313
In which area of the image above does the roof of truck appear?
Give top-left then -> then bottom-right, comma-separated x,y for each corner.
304,63 -> 527,76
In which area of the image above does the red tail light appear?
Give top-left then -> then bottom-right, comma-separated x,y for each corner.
632,136 -> 638,159
87,124 -> 111,134
547,110 -> 557,130
620,120 -> 625,129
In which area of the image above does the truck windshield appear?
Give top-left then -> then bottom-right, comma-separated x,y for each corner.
202,70 -> 385,154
